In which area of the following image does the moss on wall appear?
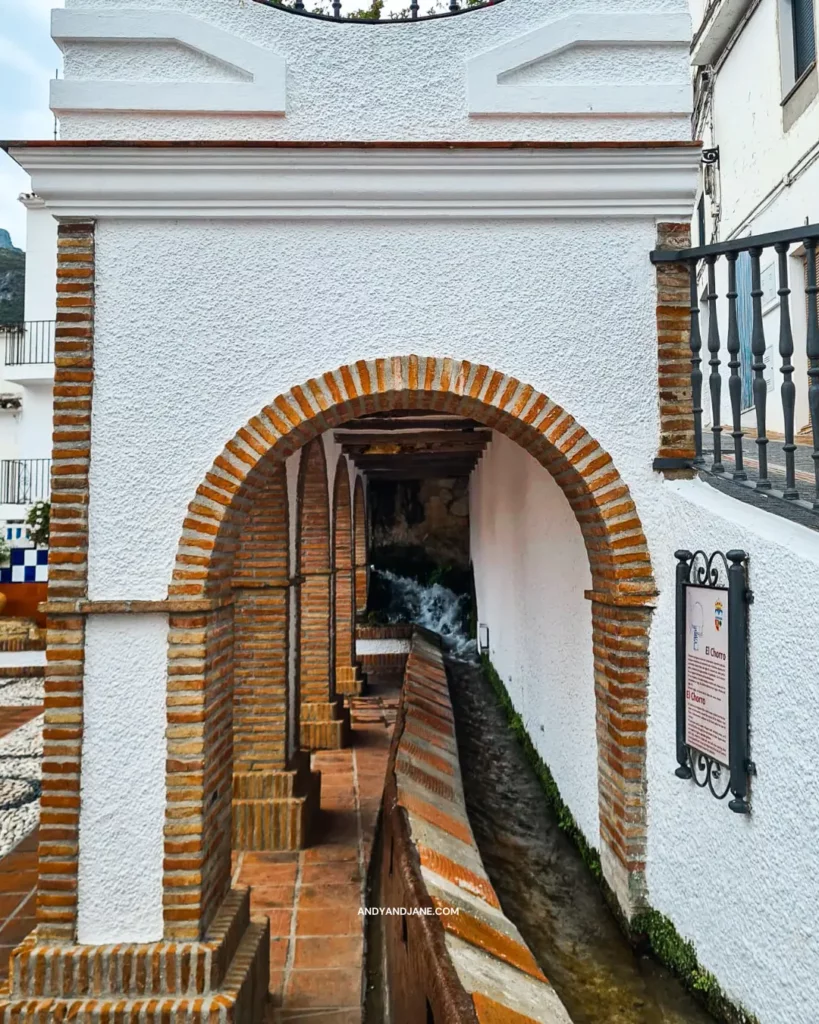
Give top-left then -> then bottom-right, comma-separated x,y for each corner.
480,655 -> 761,1024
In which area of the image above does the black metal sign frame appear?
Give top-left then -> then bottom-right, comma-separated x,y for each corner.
674,549 -> 755,814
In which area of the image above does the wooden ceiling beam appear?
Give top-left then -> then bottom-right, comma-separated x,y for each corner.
336,429 -> 491,447
335,417 -> 483,432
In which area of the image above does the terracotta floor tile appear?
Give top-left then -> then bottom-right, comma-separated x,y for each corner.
295,907 -> 363,937
243,851 -> 299,868
269,936 -> 290,970
248,885 -> 297,908
293,936 -> 362,970
269,969 -> 286,998
283,968 -> 362,1010
241,860 -> 298,883
302,845 -> 358,864
279,1010 -> 362,1023
257,908 -> 294,937
301,862 -> 361,886
298,884 -> 362,909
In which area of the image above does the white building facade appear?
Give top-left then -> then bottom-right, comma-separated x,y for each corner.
0,1 -> 817,1022
0,196 -> 57,541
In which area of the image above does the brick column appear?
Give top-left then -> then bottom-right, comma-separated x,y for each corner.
297,439 -> 350,750
655,222 -> 696,475
590,596 -> 653,917
231,461 -> 320,850
333,457 -> 363,697
0,224 -> 269,1024
38,221 -> 96,941
353,475 -> 368,618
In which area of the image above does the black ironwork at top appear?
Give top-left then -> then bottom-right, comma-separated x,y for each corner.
254,0 -> 503,23
651,224 -> 819,519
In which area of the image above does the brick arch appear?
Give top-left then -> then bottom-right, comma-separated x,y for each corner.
353,475 -> 368,616
333,457 -> 358,693
171,357 -> 654,603
165,356 -> 657,939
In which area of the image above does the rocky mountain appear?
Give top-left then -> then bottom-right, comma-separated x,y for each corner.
0,229 -> 25,323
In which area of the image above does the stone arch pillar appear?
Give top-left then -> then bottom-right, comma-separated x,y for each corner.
353,475 -> 368,620
231,459 -> 320,851
333,457 -> 363,697
297,438 -> 351,750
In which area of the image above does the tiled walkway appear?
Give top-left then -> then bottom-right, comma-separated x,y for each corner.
0,677 -> 399,1015
234,676 -> 400,1023
0,830 -> 38,987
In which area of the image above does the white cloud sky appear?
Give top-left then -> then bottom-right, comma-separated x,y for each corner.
0,0 -> 64,249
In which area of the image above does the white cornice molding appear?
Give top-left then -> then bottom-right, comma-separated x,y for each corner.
50,9 -> 286,115
467,12 -> 692,117
9,146 -> 701,221
690,0 -> 755,66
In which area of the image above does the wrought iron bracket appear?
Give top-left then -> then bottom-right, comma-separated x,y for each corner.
653,457 -> 694,472
702,147 -> 720,165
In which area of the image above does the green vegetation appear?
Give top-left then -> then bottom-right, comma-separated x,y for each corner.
481,654 -> 761,1024
26,501 -> 50,548
0,245 -> 26,323
270,0 -> 487,17
481,655 -> 602,882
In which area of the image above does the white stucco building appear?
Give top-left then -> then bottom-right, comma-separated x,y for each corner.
691,0 -> 819,435
0,2 -> 817,1022
0,195 -> 57,541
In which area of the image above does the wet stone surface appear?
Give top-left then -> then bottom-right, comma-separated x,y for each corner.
446,656 -> 716,1024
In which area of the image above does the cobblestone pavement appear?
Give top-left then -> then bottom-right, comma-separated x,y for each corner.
234,673 -> 400,1024
0,680 -> 44,861
0,681 -> 44,988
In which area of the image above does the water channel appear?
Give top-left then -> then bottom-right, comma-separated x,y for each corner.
368,572 -> 717,1023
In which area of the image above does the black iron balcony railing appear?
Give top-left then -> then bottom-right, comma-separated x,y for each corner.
651,224 -> 819,515
255,0 -> 503,24
1,321 -> 56,366
0,459 -> 51,505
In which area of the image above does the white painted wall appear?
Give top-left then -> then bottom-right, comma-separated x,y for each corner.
648,479 -> 819,1024
55,0 -> 692,142
84,215 -> 663,601
21,201 -> 58,323
470,432 -> 598,846
78,614 -> 167,943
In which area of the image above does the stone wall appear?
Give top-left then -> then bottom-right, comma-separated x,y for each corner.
369,477 -> 471,573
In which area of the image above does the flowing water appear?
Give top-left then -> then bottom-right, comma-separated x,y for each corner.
446,656 -> 717,1024
369,569 -> 477,658
368,573 -> 716,1021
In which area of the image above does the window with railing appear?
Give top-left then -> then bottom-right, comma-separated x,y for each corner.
0,460 -> 52,505
650,224 -> 819,521
1,321 -> 56,366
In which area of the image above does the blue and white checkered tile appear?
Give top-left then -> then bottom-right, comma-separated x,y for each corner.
0,547 -> 48,584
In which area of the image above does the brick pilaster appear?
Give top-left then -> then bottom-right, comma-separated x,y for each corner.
655,222 -> 696,472
353,475 -> 368,617
591,597 -> 653,915
230,461 -> 320,850
297,440 -> 350,749
38,221 -> 95,942
333,457 -> 362,697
